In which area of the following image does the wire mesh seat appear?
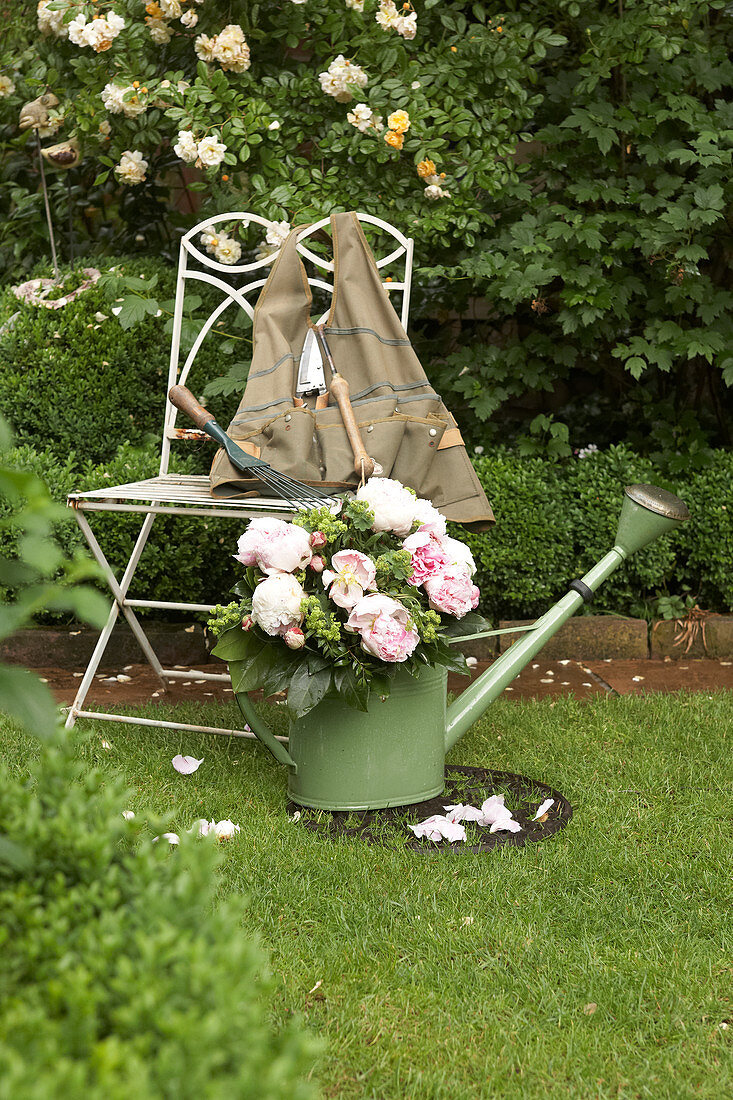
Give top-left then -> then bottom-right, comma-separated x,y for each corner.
65,212 -> 414,740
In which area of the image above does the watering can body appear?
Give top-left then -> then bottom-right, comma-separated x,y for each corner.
234,485 -> 689,811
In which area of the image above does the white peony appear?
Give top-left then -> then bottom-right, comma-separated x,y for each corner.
251,573 -> 306,636
356,477 -> 419,537
412,496 -> 447,535
197,134 -> 227,167
0,74 -> 15,98
101,83 -> 146,118
114,150 -> 148,186
440,535 -> 477,576
318,54 -> 368,102
174,129 -> 198,162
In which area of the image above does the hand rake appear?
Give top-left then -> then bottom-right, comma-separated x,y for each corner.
168,385 -> 333,508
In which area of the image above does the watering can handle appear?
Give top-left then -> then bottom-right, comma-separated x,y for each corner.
235,692 -> 297,771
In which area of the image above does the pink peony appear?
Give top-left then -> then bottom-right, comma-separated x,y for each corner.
235,517 -> 312,575
322,549 -> 377,609
309,555 -> 325,573
346,593 -> 419,662
402,529 -> 450,587
310,530 -> 327,549
440,535 -> 476,576
251,573 -> 306,636
423,567 -> 480,618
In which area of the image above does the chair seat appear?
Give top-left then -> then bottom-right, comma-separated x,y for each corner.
67,474 -> 300,515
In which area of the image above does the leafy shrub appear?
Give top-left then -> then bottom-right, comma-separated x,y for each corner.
0,256 -> 175,464
456,451 -> 575,620
1,441 -> 238,615
0,727 -> 320,1099
673,450 -> 733,612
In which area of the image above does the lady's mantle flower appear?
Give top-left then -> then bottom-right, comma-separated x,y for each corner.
69,12 -> 125,52
346,593 -> 420,662
236,517 -> 312,574
251,573 -> 306,636
101,83 -> 146,118
114,150 -> 148,185
197,134 -> 227,167
322,550 -> 377,609
319,55 -> 368,102
196,24 -> 251,72
0,75 -> 15,98
347,103 -> 383,133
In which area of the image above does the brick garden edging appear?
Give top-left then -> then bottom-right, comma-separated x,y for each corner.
3,616 -> 732,669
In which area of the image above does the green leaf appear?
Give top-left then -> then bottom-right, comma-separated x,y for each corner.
211,624 -> 252,662
0,835 -> 31,873
286,663 -> 332,718
114,296 -> 160,330
0,664 -> 59,737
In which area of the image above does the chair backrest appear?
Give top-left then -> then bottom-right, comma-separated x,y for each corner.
160,212 -> 414,475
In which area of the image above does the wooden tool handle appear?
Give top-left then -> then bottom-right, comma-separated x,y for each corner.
329,374 -> 376,480
168,385 -> 214,429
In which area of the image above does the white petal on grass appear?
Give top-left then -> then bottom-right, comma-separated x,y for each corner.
153,832 -> 180,845
532,798 -> 555,821
213,819 -> 240,840
172,754 -> 204,774
443,803 -> 485,822
122,810 -> 135,821
409,814 -> 466,843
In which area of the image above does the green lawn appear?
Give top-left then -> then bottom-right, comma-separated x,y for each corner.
3,691 -> 732,1099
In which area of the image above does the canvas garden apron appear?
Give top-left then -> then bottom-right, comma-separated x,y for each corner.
210,211 -> 494,529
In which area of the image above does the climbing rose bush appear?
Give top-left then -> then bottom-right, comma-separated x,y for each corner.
0,1 -> 562,257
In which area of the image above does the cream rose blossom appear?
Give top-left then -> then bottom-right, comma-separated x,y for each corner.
197,134 -> 227,167
318,55 -> 368,102
114,150 -> 147,185
174,130 -> 198,162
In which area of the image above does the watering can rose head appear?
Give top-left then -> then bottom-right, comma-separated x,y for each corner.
210,478 -> 487,717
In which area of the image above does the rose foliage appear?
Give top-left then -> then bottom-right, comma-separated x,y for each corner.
209,478 -> 488,717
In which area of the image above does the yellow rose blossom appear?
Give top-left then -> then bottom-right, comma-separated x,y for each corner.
387,110 -> 410,134
417,158 -> 436,179
384,129 -> 404,150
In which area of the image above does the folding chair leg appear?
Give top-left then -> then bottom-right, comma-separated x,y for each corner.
67,510 -> 168,715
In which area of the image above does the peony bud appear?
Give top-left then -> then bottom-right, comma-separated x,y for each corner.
241,615 -> 253,631
284,627 -> 306,649
309,555 -> 325,573
310,531 -> 327,549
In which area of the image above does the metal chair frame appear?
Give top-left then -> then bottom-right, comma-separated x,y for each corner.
65,211 -> 414,740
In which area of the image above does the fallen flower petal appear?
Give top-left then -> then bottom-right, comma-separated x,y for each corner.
532,798 -> 555,821
153,832 -> 180,845
213,819 -> 240,840
409,814 -> 466,843
172,754 -> 204,774
188,818 -> 214,837
443,803 -> 485,822
122,810 -> 135,821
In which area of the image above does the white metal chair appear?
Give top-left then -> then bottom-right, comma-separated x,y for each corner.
65,211 -> 414,741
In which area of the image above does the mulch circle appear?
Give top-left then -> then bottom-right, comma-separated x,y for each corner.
286,765 -> 573,854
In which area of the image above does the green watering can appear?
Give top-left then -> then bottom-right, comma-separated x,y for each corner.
235,485 -> 689,811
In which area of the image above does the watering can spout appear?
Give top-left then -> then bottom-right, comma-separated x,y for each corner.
444,484 -> 689,753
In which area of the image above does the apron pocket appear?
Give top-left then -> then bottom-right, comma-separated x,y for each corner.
315,396 -> 406,485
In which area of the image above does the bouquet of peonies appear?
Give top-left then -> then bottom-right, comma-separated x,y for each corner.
209,478 -> 489,717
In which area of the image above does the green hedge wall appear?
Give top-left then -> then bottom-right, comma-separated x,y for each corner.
3,439 -> 730,622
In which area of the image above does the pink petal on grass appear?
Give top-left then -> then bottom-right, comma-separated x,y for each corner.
172,754 -> 204,775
